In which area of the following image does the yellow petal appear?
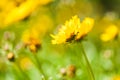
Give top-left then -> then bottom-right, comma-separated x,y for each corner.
101,25 -> 119,42
105,25 -> 118,35
4,0 -> 39,25
100,33 -> 113,42
81,17 -> 94,35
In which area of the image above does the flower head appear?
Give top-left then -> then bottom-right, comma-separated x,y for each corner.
51,15 -> 94,44
4,0 -> 53,25
22,28 -> 41,52
100,25 -> 119,42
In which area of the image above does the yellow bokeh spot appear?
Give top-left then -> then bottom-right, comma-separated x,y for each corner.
112,75 -> 120,80
22,28 -> 41,52
20,57 -> 33,70
100,25 -> 119,42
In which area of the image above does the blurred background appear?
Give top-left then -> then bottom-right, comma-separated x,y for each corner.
0,0 -> 120,80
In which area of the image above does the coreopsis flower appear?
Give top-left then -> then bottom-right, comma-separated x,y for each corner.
22,29 -> 41,52
59,65 -> 76,77
4,0 -> 53,25
4,0 -> 38,25
100,25 -> 119,42
51,15 -> 94,44
0,0 -> 16,26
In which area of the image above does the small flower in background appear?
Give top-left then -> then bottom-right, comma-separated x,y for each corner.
100,24 -> 119,42
29,44 -> 38,52
112,75 -> 120,80
22,28 -> 39,45
59,65 -> 76,78
22,29 -> 41,52
7,52 -> 15,61
67,65 -> 76,77
51,15 -> 94,44
60,68 -> 67,76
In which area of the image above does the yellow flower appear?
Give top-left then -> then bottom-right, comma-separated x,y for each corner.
76,17 -> 94,40
0,0 -> 16,12
51,15 -> 94,44
112,75 -> 120,80
22,28 -> 41,52
100,25 -> 119,42
4,0 -> 39,25
4,0 -> 53,25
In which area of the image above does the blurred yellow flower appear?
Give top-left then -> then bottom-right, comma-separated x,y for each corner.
22,29 -> 39,44
51,15 -> 94,44
100,25 -> 119,42
4,0 -> 53,25
112,75 -> 120,80
22,28 -> 41,52
0,0 -> 16,11
4,0 -> 39,25
0,0 -> 16,26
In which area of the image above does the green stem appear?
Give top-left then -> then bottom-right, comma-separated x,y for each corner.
81,44 -> 95,80
34,55 -> 47,80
